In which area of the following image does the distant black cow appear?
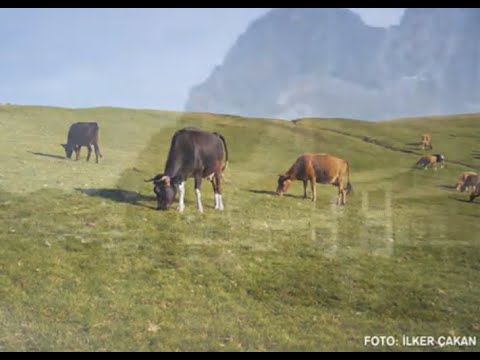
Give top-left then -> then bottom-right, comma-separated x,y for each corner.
145,127 -> 228,213
61,122 -> 102,163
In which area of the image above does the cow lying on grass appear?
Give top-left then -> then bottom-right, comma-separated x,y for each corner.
415,154 -> 445,170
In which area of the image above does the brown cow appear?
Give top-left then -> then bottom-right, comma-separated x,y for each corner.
421,134 -> 433,150
276,153 -> 352,205
415,154 -> 445,170
456,171 -> 478,192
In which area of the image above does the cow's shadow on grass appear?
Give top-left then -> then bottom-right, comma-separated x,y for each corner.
405,142 -> 422,147
437,184 -> 456,191
75,188 -> 157,209
453,198 -> 476,204
247,189 -> 304,199
28,151 -> 65,160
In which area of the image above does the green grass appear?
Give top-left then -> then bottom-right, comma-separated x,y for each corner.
0,105 -> 479,351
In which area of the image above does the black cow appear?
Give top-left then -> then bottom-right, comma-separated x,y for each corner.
61,122 -> 102,163
145,127 -> 228,213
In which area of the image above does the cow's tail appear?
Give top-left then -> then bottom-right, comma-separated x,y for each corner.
346,161 -> 353,195
215,132 -> 229,172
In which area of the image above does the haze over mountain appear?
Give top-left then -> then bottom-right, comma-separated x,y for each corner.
185,8 -> 480,120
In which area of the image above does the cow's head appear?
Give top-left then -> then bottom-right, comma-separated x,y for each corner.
276,175 -> 292,196
145,174 -> 177,210
61,143 -> 74,159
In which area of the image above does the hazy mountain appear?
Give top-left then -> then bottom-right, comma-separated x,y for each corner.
185,8 -> 480,120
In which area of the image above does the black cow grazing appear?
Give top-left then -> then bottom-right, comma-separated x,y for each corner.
61,122 -> 102,163
144,128 -> 228,213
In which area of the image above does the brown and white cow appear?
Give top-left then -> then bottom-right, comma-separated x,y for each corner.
415,154 -> 445,170
144,128 -> 228,213
276,153 -> 352,205
421,134 -> 433,150
455,171 -> 478,192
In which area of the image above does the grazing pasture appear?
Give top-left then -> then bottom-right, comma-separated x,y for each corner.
0,106 -> 479,351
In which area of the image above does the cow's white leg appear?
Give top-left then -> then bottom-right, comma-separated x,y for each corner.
195,188 -> 204,213
311,179 -> 316,202
336,186 -> 345,205
178,182 -> 185,212
216,194 -> 224,211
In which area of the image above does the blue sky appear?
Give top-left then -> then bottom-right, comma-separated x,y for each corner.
0,8 -> 405,111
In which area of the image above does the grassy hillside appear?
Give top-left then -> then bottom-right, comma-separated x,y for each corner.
0,105 -> 479,351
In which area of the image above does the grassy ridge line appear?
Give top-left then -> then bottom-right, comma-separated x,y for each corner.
308,126 -> 478,170
293,115 -> 480,171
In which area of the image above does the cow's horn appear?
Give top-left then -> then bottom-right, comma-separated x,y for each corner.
144,177 -> 156,182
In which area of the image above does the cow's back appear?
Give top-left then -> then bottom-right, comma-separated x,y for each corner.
164,128 -> 225,177
290,154 -> 347,183
310,154 -> 348,183
460,171 -> 478,181
465,174 -> 480,187
68,122 -> 99,146
416,155 -> 436,166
